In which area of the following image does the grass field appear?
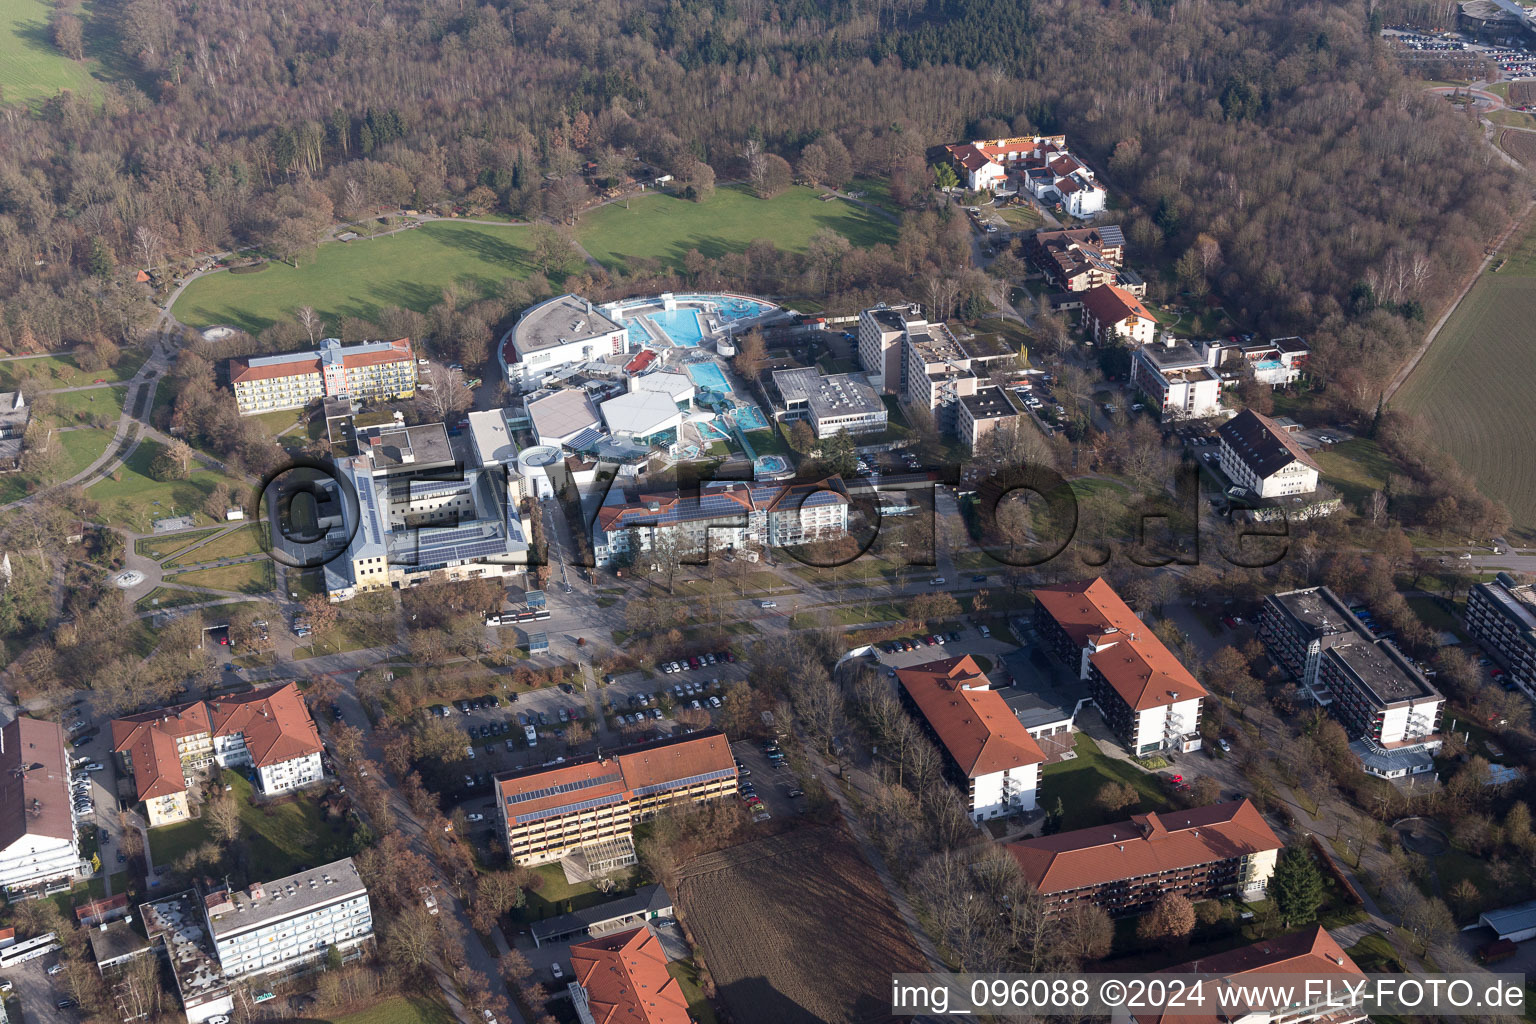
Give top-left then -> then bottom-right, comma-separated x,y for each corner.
164,560 -> 275,594
1499,128 -> 1536,167
577,184 -> 898,272
1310,438 -> 1393,507
164,523 -> 269,567
0,425 -> 115,503
1039,733 -> 1175,831
85,438 -> 249,531
148,771 -> 352,875
134,528 -> 221,562
171,221 -> 537,333
0,351 -> 141,388
44,385 -> 125,425
326,996 -> 458,1024
133,587 -> 214,613
1395,212 -> 1536,529
0,0 -> 99,105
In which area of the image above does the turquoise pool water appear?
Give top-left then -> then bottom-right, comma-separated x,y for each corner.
733,406 -> 769,430
627,320 -> 651,346
686,363 -> 731,394
696,419 -> 732,441
1254,359 -> 1282,370
649,308 -> 705,347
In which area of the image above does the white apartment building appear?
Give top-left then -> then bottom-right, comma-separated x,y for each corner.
593,478 -> 849,566
1217,409 -> 1320,499
856,303 -> 924,394
0,718 -> 80,894
229,338 -> 417,414
1467,573 -> 1536,694
207,683 -> 326,796
943,135 -> 1108,215
203,859 -> 373,978
896,656 -> 1045,820
902,321 -> 979,432
498,294 -> 628,388
1131,340 -> 1223,421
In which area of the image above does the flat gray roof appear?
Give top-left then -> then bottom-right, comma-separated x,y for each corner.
526,389 -> 601,442
362,422 -> 454,469
961,386 -> 1017,421
529,885 -> 673,942
772,368 -> 884,419
513,294 -> 625,356
1327,641 -> 1438,705
467,410 -> 516,468
206,858 -> 366,941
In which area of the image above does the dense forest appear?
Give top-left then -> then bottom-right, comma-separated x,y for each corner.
0,0 -> 1522,408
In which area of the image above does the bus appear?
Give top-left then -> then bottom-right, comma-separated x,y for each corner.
524,725 -> 538,747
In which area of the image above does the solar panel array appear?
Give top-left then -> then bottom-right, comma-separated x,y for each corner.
631,767 -> 736,798
505,770 -> 624,807
566,427 -> 604,451
514,791 -> 626,824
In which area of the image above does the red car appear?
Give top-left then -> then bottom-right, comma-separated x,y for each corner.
93,378 -> 106,384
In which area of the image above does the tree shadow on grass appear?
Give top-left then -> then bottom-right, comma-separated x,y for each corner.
427,224 -> 533,274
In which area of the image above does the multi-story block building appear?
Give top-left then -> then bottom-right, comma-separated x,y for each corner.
229,338 -> 416,414
770,368 -> 887,439
592,478 -> 849,567
896,656 -> 1046,821
314,420 -> 532,601
0,717 -> 81,894
1008,800 -> 1282,916
1466,573 -> 1536,695
568,926 -> 690,1024
1033,579 -> 1207,755
1133,927 -> 1366,1024
902,320 -> 979,433
1259,587 -> 1443,751
1026,226 -> 1132,293
202,859 -> 372,978
1130,340 -> 1223,420
1217,409 -> 1320,499
856,303 -> 924,394
495,732 -> 737,869
113,683 -> 325,825
956,387 -> 1019,451
499,294 -> 629,389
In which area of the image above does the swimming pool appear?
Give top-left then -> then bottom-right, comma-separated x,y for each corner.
649,308 -> 706,347
627,319 -> 652,347
733,406 -> 769,431
695,419 -> 732,441
755,455 -> 789,477
677,294 -> 772,323
686,363 -> 731,394
1253,359 -> 1283,371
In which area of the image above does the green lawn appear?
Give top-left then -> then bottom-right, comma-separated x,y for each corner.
133,587 -> 215,613
997,205 -> 1044,230
172,221 -> 538,333
0,425 -> 115,503
86,438 -> 249,531
0,352 -> 140,388
134,528 -> 221,562
511,862 -> 634,922
164,523 -> 270,567
149,771 -> 353,877
667,960 -> 720,1024
1039,734 -> 1175,831
1310,438 -> 1392,507
0,0 -> 99,105
326,995 -> 459,1024
44,385 -> 125,424
164,560 -> 275,594
577,184 -> 898,272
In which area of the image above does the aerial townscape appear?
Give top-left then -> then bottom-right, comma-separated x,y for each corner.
3,1 -> 1536,1024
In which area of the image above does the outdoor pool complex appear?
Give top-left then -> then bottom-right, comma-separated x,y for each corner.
686,362 -> 731,395
613,293 -> 773,348
755,455 -> 789,475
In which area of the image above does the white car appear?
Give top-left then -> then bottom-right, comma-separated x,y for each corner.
930,577 -> 946,586
84,762 -> 104,772
691,700 -> 702,710
709,696 -> 722,708
467,813 -> 485,823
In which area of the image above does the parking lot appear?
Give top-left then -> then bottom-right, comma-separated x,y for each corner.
1,956 -> 80,1024
729,739 -> 804,822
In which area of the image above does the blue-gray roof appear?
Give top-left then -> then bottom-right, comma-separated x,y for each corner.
529,885 -> 673,942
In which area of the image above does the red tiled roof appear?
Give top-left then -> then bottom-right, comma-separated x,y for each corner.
1140,927 -> 1363,1024
570,927 -> 690,1024
897,656 -> 1046,777
497,732 -> 735,823
228,339 -> 412,384
0,717 -> 74,848
76,894 -> 129,922
946,143 -> 995,173
1080,284 -> 1154,330
111,701 -> 212,802
1033,579 -> 1208,711
207,682 -> 322,769
1008,800 -> 1281,895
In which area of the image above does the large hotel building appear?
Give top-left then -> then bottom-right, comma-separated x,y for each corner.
229,337 -> 417,414
495,732 -> 737,870
1008,799 -> 1282,916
